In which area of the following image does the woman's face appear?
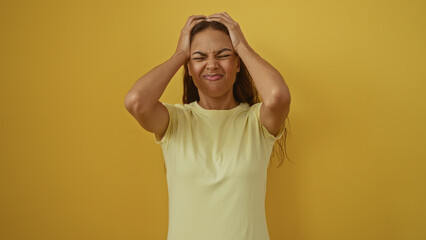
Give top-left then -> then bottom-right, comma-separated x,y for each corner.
187,28 -> 240,99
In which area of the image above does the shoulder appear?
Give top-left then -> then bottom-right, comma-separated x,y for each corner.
247,102 -> 262,116
160,102 -> 195,118
161,102 -> 192,111
248,101 -> 288,141
153,102 -> 193,145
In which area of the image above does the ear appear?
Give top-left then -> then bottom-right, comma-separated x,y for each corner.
187,63 -> 192,76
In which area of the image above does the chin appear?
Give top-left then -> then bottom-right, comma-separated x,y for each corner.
199,88 -> 234,97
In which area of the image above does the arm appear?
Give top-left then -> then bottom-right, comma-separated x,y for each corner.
125,14 -> 206,113
238,43 -> 291,137
124,51 -> 187,113
124,15 -> 206,140
206,12 -> 291,137
123,51 -> 186,141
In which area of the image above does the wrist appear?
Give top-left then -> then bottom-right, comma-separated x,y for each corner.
236,42 -> 253,57
172,50 -> 188,64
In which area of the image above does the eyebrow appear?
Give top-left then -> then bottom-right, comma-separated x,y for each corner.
191,48 -> 233,56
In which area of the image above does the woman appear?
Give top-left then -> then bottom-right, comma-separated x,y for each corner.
125,12 -> 291,240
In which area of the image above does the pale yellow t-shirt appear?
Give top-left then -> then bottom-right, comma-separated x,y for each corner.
154,100 -> 285,240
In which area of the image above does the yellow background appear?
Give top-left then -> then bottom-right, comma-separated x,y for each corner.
1,0 -> 425,239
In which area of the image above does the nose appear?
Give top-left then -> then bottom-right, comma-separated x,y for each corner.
206,58 -> 218,70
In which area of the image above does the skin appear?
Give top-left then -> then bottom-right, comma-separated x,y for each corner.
187,28 -> 241,110
125,13 -> 289,140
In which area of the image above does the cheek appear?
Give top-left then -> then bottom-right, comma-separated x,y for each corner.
189,64 -> 203,76
223,59 -> 238,69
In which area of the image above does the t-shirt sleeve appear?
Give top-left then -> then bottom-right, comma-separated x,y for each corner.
252,102 -> 286,141
154,102 -> 177,145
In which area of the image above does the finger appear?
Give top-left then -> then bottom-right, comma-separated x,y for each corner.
207,13 -> 222,19
191,14 -> 207,19
207,15 -> 232,26
189,17 -> 206,27
208,12 -> 230,21
208,13 -> 231,22
184,15 -> 206,28
222,12 -> 235,22
185,18 -> 206,32
193,16 -> 206,20
184,19 -> 206,31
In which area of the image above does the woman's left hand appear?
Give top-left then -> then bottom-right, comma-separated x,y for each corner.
206,12 -> 249,55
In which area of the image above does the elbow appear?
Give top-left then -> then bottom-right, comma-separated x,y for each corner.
124,93 -> 143,113
276,91 -> 291,104
265,88 -> 291,108
125,93 -> 156,115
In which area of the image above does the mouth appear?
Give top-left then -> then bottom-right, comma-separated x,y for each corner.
203,74 -> 224,81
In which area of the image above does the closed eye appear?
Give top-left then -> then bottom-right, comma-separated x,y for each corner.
193,55 -> 231,60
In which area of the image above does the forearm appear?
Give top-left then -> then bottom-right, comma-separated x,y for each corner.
237,43 -> 290,105
125,51 -> 187,113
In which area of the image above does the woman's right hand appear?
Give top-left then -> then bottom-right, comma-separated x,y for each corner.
175,15 -> 206,61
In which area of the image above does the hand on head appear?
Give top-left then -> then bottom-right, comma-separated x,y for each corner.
204,12 -> 248,54
175,13 -> 249,60
175,15 -> 207,60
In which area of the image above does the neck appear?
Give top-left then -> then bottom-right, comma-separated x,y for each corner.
197,95 -> 239,110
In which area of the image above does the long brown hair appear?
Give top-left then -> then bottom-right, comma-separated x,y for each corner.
181,20 -> 292,168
